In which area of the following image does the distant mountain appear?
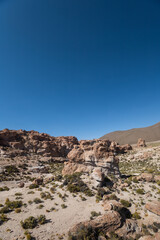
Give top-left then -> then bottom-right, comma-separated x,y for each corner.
100,122 -> 160,145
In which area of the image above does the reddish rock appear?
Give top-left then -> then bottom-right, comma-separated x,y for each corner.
145,201 -> 160,216
141,173 -> 154,182
0,129 -> 79,158
68,211 -> 122,238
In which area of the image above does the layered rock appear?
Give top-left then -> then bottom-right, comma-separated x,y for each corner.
62,140 -> 130,186
0,129 -> 78,160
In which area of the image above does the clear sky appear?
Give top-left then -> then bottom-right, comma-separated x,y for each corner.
0,0 -> 160,140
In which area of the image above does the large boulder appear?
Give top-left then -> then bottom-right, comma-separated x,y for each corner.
68,210 -> 122,239
145,201 -> 160,216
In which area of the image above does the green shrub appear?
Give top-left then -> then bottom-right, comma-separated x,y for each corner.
68,223 -> 100,240
90,211 -> 101,219
132,211 -> 141,219
136,188 -> 145,195
64,173 -> 93,196
33,198 -> 42,204
120,199 -> 131,208
133,178 -> 139,183
27,191 -> 35,194
37,215 -> 46,225
29,184 -> 39,189
15,208 -> 21,213
0,214 -> 9,225
21,215 -> 47,229
0,206 -> 10,214
108,194 -> 119,201
5,199 -> 22,210
40,192 -> 52,200
15,192 -> 22,196
21,216 -> 38,229
0,186 -> 9,191
37,204 -> 44,209
5,165 -> 19,174
61,204 -> 67,209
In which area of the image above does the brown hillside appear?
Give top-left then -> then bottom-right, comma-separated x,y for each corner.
100,122 -> 160,145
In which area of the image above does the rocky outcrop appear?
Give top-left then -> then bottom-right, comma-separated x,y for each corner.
0,129 -> 78,160
137,138 -> 146,147
68,210 -> 122,239
68,207 -> 141,239
135,173 -> 160,183
62,140 -> 130,187
145,201 -> 160,216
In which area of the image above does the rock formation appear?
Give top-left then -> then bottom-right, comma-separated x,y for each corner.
0,129 -> 132,186
0,129 -> 78,160
68,210 -> 122,239
137,138 -> 146,147
62,140 -> 131,187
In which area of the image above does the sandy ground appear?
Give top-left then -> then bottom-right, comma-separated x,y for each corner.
0,180 -> 105,240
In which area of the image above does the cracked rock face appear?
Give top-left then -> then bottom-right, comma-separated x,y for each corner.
62,140 -> 125,187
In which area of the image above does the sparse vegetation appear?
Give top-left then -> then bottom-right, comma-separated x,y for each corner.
120,199 -> 131,208
64,173 -> 93,196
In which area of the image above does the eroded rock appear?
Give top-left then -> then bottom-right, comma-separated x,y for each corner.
145,201 -> 160,216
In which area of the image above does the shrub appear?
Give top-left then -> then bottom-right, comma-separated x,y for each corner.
108,194 -> 119,201
15,192 -> 22,196
136,189 -> 145,195
0,214 -> 8,225
33,198 -> 42,204
5,199 -> 22,210
29,184 -> 39,189
132,211 -> 141,219
157,181 -> 160,186
21,216 -> 38,229
0,186 -> 9,191
133,178 -> 139,183
90,211 -> 101,219
37,215 -> 46,225
21,215 -> 47,229
15,208 -> 21,213
5,165 -> 19,174
0,206 -> 10,214
27,191 -> 35,194
40,192 -> 52,200
120,199 -> 131,208
153,222 -> 160,229
61,204 -> 67,209
68,224 -> 99,240
64,173 -> 93,197
37,204 -> 44,209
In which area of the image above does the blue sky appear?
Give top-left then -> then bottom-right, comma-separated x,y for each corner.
0,0 -> 160,140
